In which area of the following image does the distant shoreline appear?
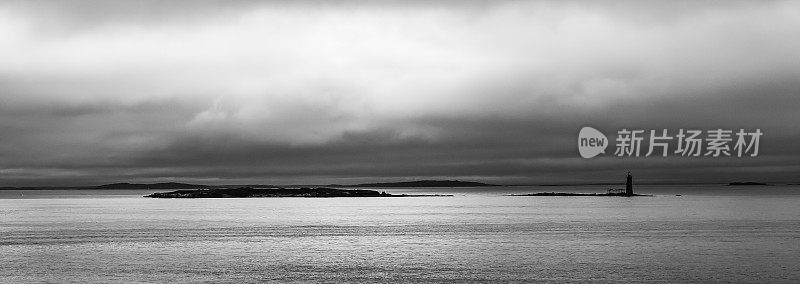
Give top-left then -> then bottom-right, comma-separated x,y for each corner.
0,180 -> 499,190
0,180 -> 791,190
336,180 -> 498,188
145,187 -> 452,198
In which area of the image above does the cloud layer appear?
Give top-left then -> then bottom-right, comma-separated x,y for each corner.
1,1 -> 799,186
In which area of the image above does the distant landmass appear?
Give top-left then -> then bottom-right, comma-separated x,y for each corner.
145,187 -> 451,198
343,180 -> 497,188
4,180 -> 789,191
95,182 -> 208,189
0,180 -> 493,190
728,182 -> 770,186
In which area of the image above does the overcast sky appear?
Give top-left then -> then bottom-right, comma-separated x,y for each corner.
1,0 -> 799,186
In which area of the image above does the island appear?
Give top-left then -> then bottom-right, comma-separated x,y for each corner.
510,172 -> 651,197
145,187 -> 451,198
508,192 -> 651,197
342,180 -> 497,188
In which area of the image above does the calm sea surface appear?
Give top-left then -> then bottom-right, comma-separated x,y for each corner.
1,185 -> 799,283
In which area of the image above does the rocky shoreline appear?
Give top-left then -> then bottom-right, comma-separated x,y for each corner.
145,187 -> 451,198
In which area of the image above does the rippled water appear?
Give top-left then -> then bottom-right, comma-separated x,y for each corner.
1,185 -> 799,283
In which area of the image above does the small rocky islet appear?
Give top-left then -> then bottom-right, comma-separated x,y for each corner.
511,172 -> 651,197
509,192 -> 651,197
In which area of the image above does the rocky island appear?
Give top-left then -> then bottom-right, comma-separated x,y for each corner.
145,187 -> 450,198
511,172 -> 652,197
509,192 -> 651,197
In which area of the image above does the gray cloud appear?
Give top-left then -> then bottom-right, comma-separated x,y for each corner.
1,0 -> 799,186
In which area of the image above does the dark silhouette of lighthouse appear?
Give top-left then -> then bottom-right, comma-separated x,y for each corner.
625,171 -> 633,196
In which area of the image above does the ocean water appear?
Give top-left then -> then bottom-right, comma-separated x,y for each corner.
1,185 -> 799,283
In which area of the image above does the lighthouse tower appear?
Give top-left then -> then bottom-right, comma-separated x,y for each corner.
625,171 -> 634,196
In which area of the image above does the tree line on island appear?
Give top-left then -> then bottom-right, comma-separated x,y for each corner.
141,180 -> 494,198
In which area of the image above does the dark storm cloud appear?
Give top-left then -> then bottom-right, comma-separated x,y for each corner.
1,0 -> 799,186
